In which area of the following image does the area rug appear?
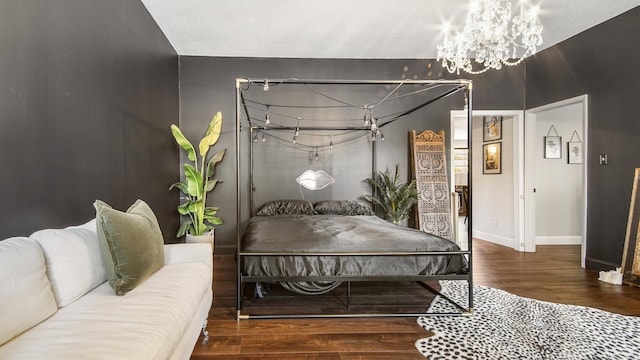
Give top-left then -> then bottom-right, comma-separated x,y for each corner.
415,281 -> 640,359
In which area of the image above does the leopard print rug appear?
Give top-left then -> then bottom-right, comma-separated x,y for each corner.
415,281 -> 640,359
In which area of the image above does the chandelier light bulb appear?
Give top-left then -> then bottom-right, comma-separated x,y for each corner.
469,0 -> 480,12
442,22 -> 451,41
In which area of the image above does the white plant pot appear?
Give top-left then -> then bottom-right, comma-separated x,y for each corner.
185,230 -> 215,253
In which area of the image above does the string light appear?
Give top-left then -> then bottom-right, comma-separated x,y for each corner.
242,80 -> 468,153
265,105 -> 271,125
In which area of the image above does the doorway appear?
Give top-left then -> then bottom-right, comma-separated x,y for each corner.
450,113 -> 469,249
450,110 -> 525,251
524,95 -> 588,267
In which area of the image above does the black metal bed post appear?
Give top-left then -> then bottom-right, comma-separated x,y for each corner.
466,81 -> 474,314
235,79 -> 243,320
372,125 -> 378,186
249,127 -> 255,217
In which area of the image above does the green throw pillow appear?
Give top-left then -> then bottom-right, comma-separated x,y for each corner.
94,199 -> 165,296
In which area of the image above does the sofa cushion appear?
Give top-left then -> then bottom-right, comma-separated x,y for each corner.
0,261 -> 211,359
30,219 -> 106,307
0,237 -> 58,346
94,199 -> 165,295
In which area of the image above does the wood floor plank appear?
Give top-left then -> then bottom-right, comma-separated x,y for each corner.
190,335 -> 241,356
239,333 -> 422,353
191,239 -> 640,359
205,318 -> 422,337
191,353 -> 341,360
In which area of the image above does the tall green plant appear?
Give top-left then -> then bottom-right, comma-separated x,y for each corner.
169,112 -> 226,237
362,164 -> 418,225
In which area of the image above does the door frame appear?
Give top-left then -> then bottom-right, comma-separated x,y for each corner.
450,110 -> 525,251
524,95 -> 589,266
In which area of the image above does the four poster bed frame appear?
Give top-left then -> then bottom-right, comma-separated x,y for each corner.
235,78 -> 474,320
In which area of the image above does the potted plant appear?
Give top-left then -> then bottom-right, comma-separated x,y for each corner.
169,111 -> 226,245
362,164 -> 418,225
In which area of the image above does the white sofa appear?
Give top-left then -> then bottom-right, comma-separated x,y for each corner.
0,219 -> 212,360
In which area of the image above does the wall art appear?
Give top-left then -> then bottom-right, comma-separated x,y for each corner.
544,125 -> 561,159
567,130 -> 583,164
483,116 -> 502,142
483,142 -> 501,174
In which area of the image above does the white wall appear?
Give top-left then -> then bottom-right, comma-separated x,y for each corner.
471,115 -> 515,247
534,103 -> 584,245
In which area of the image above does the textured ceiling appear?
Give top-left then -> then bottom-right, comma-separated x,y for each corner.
141,0 -> 640,58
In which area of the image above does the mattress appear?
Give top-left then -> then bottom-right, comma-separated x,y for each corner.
241,214 -> 468,281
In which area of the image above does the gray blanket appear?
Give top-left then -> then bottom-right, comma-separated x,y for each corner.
241,215 -> 468,289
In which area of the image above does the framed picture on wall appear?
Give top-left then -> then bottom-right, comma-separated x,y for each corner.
483,116 -> 502,142
568,142 -> 583,164
622,168 -> 640,287
483,142 -> 501,174
544,136 -> 562,159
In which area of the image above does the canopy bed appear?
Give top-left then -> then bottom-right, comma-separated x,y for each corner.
234,78 -> 473,319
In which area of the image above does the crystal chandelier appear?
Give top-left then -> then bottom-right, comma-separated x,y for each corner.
437,0 -> 543,74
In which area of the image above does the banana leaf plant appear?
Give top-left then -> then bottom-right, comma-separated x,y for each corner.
169,112 -> 226,237
362,164 -> 417,225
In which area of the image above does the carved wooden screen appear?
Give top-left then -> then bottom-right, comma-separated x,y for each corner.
410,129 -> 453,240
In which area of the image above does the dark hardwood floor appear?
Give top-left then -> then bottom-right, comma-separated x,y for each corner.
190,239 -> 640,359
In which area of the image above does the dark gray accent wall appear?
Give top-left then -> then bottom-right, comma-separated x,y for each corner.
525,7 -> 640,270
0,1 -> 179,240
179,58 -> 523,252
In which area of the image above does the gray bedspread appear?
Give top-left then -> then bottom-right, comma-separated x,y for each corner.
241,215 -> 468,284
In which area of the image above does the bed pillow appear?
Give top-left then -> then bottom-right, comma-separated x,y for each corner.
313,200 -> 375,216
256,200 -> 317,216
94,199 -> 165,296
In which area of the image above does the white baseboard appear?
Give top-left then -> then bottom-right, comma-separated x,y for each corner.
472,229 -> 515,249
536,236 -> 582,245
